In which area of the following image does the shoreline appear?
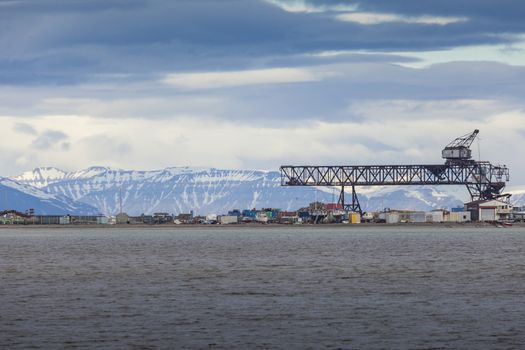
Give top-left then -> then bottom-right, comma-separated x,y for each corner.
1,222 -> 524,230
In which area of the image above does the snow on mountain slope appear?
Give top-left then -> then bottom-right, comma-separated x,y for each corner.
15,167 -> 334,215
360,186 -> 464,212
15,167 -> 68,188
0,177 -> 100,215
13,167 -> 468,216
507,186 -> 525,206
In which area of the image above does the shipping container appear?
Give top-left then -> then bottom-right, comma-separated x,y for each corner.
349,212 -> 361,224
447,211 -> 471,222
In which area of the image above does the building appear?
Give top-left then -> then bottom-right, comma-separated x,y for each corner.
465,199 -> 513,222
0,210 -> 32,224
360,212 -> 373,223
445,211 -> 471,223
297,211 -> 311,222
241,209 -> 257,218
255,212 -> 268,223
260,208 -> 280,223
378,210 -> 426,224
69,215 -> 109,225
228,209 -> 242,217
32,215 -> 68,225
409,211 -> 426,223
278,211 -> 299,224
422,210 -> 471,223
176,213 -> 194,224
326,203 -> 343,210
153,213 -> 173,224
512,206 -> 525,222
426,210 -> 445,223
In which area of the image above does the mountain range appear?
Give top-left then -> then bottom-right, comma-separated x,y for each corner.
2,166 -> 523,216
13,167 -> 335,215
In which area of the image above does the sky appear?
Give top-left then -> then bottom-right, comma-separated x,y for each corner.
1,0 -> 525,184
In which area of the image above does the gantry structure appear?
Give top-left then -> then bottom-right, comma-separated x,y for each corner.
280,130 -> 510,214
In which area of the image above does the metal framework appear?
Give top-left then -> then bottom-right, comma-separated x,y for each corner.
280,162 -> 509,213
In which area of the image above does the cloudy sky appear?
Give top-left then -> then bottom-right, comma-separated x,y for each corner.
1,0 -> 524,184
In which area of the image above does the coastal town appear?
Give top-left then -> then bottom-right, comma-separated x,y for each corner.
1,198 -> 524,226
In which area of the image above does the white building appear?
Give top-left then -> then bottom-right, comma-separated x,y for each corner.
465,199 -> 512,222
378,210 -> 425,223
256,212 -> 268,223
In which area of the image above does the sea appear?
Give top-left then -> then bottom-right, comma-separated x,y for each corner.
1,226 -> 525,349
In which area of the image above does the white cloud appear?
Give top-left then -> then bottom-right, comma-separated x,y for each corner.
162,67 -> 321,89
0,101 -> 523,186
390,39 -> 525,68
337,12 -> 467,26
265,0 -> 358,13
346,99 -> 519,122
36,96 -> 227,119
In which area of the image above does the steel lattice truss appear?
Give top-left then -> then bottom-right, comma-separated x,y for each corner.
280,161 -> 509,202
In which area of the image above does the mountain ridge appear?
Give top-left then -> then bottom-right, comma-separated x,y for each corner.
13,166 -> 509,216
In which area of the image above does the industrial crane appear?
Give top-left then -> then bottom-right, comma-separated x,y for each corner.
280,129 -> 509,214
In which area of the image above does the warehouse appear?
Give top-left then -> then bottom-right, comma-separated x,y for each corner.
465,199 -> 512,222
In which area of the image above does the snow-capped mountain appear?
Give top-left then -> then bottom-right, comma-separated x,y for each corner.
0,177 -> 100,215
15,167 -> 68,188
14,167 -> 334,215
12,166 -> 471,216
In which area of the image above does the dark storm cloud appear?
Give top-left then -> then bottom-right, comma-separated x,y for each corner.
1,0 -> 524,86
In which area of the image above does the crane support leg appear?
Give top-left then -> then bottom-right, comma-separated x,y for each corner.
338,185 -> 362,215
338,185 -> 344,210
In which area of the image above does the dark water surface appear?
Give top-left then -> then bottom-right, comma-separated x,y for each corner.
1,226 -> 525,349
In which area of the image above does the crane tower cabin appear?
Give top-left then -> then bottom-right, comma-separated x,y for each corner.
441,129 -> 479,163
